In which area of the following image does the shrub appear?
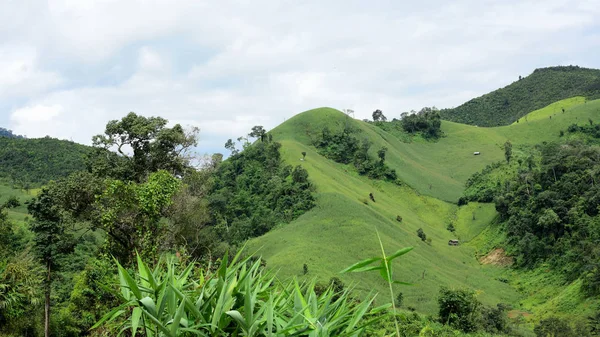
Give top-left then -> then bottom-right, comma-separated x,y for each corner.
437,287 -> 480,332
417,228 -> 427,241
395,292 -> 404,307
534,317 -> 578,337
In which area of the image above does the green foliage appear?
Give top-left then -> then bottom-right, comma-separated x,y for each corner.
0,251 -> 44,336
491,142 -> 600,283
210,137 -> 315,243
395,292 -> 404,308
417,228 -> 427,241
437,287 -> 480,332
0,137 -> 90,187
503,141 -> 512,163
399,107 -> 443,139
441,66 -> 600,126
341,231 -> 413,337
589,310 -> 600,336
92,112 -> 199,182
95,249 -> 387,336
314,125 -> 398,182
533,316 -> 584,337
564,122 -> 600,140
372,109 -> 387,122
56,257 -> 119,337
95,170 -> 181,261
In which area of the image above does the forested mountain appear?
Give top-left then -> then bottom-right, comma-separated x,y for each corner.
440,66 -> 600,126
0,137 -> 91,187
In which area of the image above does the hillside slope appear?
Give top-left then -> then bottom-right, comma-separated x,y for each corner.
440,66 -> 600,126
283,97 -> 599,203
249,108 -> 521,313
0,137 -> 91,187
249,99 -> 600,315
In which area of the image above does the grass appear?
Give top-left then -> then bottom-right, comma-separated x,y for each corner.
270,98 -> 600,202
249,121 -> 521,313
249,98 -> 600,318
0,184 -> 35,225
451,203 -> 498,243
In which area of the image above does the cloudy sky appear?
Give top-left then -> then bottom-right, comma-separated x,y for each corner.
2,0 -> 599,154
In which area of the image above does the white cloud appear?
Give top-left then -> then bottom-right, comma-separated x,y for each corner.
0,46 -> 63,99
2,0 -> 600,151
11,104 -> 63,123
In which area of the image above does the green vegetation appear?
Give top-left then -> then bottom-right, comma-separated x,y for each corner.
313,124 -> 398,182
97,249 -> 387,337
0,137 -> 91,188
441,66 -> 600,126
4,75 -> 600,336
210,136 -> 315,244
369,107 -> 443,141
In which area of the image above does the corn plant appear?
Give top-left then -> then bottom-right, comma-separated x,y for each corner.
340,231 -> 413,337
93,248 -> 388,336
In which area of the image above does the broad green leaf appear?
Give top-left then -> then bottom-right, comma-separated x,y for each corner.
117,262 -> 142,299
379,260 -> 391,282
386,247 -> 414,262
139,297 -> 158,318
170,298 -> 187,335
131,307 -> 142,336
351,265 -> 382,273
226,310 -> 246,329
91,305 -> 126,329
339,257 -> 381,274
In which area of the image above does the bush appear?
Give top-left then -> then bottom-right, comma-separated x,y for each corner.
480,304 -> 510,334
437,287 -> 480,332
417,228 -> 427,241
396,292 -> 404,307
534,317 -> 578,337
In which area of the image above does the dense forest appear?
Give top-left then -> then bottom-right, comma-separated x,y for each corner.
462,139 -> 600,332
0,113 -> 327,337
0,137 -> 91,188
440,66 -> 600,126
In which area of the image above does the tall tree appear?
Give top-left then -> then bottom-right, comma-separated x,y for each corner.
249,125 -> 267,142
92,112 -> 199,182
28,189 -> 74,337
372,109 -> 387,122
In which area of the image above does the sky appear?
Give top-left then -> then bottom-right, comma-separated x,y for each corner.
1,0 -> 600,155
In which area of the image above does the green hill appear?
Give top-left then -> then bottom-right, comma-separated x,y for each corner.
248,98 -> 600,317
0,136 -> 92,187
280,97 -> 598,203
440,66 -> 600,126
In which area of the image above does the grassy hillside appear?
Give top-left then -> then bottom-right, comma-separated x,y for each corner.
249,98 -> 600,317
0,136 -> 91,187
440,66 -> 600,126
368,97 -> 599,202
249,108 -> 522,314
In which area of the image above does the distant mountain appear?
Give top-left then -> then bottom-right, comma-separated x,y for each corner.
0,136 -> 91,187
0,127 -> 24,139
440,65 -> 600,126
